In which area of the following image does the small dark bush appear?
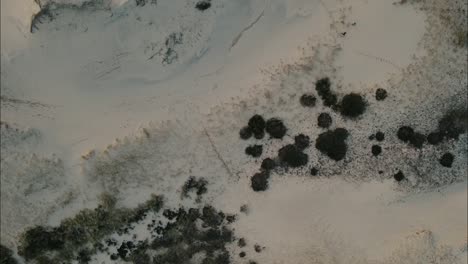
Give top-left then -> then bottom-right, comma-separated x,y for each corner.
438,109 -> 468,140
18,226 -> 64,260
317,113 -> 332,128
427,132 -> 443,145
182,176 -> 208,198
245,145 -> 263,158
440,153 -> 455,168
375,131 -> 385,141
239,126 -> 252,140
238,238 -> 246,248
409,132 -> 426,148
254,130 -> 265,139
315,128 -> 349,161
1,245 -> 18,264
248,115 -> 266,138
394,171 -> 405,182
278,144 -> 309,167
375,88 -> 387,101
315,78 -> 337,107
254,244 -> 263,253
261,158 -> 276,171
294,134 -> 310,150
371,145 -> 382,156
195,1 -> 211,11
340,93 -> 366,118
239,252 -> 246,258
251,171 -> 270,192
397,126 -> 414,142
310,167 -> 319,176
300,94 -> 317,107
265,118 -> 287,139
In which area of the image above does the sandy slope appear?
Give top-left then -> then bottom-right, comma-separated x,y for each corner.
1,0 -> 467,263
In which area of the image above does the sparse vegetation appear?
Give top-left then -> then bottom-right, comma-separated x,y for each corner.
18,193 -> 164,262
1,245 -> 18,264
315,128 -> 349,161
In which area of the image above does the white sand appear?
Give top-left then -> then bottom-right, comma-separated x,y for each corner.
1,0 -> 466,263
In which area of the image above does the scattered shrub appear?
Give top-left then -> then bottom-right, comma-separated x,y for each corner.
340,93 -> 366,118
300,94 -> 317,107
317,113 -> 332,128
440,153 -> 455,168
265,118 -> 287,139
278,144 -> 309,167
315,128 -> 349,161
245,145 -> 263,158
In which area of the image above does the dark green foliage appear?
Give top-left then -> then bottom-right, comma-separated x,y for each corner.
375,131 -> 385,141
300,94 -> 317,107
340,93 -> 366,118
397,126 -> 414,142
317,113 -> 332,128
394,171 -> 405,182
181,176 -> 208,199
315,128 -> 349,161
151,206 -> 234,264
18,226 -> 64,260
438,109 -> 467,140
261,158 -> 276,171
440,153 -> 455,168
278,144 -> 309,167
18,194 -> 164,263
195,1 -> 211,11
251,171 -> 270,192
245,145 -> 263,158
294,134 -> 310,150
248,115 -> 266,138
371,145 -> 382,156
409,132 -> 426,148
375,88 -> 387,101
1,245 -> 18,264
239,126 -> 253,140
265,118 -> 287,139
315,78 -> 337,107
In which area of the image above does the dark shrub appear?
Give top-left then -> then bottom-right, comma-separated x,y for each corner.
245,145 -> 263,158
300,94 -> 317,107
409,132 -> 426,148
195,1 -> 211,11
375,88 -> 387,101
315,78 -> 337,107
182,176 -> 208,198
278,144 -> 309,167
248,115 -> 266,138
371,145 -> 382,156
375,131 -> 385,141
251,171 -> 270,192
340,93 -> 366,118
427,132 -> 442,145
238,238 -> 246,248
294,134 -> 310,150
394,171 -> 405,182
315,128 -> 349,161
18,226 -> 64,260
440,153 -> 455,168
1,245 -> 18,264
397,126 -> 414,142
265,118 -> 287,139
438,109 -> 468,140
261,158 -> 276,171
239,126 -> 252,140
317,113 -> 332,128
310,167 -> 319,176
